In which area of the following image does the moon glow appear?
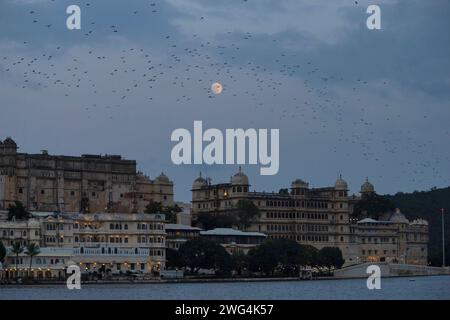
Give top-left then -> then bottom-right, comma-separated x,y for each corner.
211,82 -> 223,94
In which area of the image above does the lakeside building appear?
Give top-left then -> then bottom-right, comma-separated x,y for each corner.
348,211 -> 428,265
0,218 -> 41,247
347,179 -> 429,265
165,224 -> 202,250
191,169 -> 429,266
0,137 -> 174,213
165,224 -> 266,254
0,212 -> 166,279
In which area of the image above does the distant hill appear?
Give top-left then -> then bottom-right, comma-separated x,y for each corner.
383,186 -> 450,266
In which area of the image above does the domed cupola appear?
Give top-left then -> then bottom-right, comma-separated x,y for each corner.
389,208 -> 409,224
291,179 -> 309,189
231,166 -> 249,186
155,172 -> 170,184
192,172 -> 208,190
3,137 -> 17,147
335,174 -> 348,190
361,177 -> 375,195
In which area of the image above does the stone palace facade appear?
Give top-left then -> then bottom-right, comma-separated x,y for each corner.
0,137 -> 174,213
191,168 -> 429,266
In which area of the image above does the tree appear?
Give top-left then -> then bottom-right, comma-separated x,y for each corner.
166,248 -> 185,269
317,247 -> 345,269
248,240 -> 280,275
11,242 -> 23,272
301,245 -> 319,266
7,201 -> 31,221
25,243 -> 40,278
145,200 -> 163,214
178,238 -> 232,274
234,200 -> 260,231
231,251 -> 249,276
278,188 -> 289,195
145,201 -> 182,223
0,241 -> 6,264
248,239 -> 320,276
352,193 -> 395,220
162,204 -> 182,224
194,212 -> 235,230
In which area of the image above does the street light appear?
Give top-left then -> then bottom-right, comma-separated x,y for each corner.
441,208 -> 446,267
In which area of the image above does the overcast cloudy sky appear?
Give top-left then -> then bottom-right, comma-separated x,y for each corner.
1,0 -> 449,201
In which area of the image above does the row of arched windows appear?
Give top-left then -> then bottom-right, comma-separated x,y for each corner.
266,211 -> 329,220
265,200 -> 329,209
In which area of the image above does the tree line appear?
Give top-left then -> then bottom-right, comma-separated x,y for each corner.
194,199 -> 261,231
166,237 -> 345,277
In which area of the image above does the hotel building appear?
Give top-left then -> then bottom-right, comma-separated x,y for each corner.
191,168 -> 429,266
0,212 -> 166,279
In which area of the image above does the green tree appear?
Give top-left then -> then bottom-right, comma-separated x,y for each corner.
302,245 -> 319,266
166,248 -> 185,269
7,201 -> 31,221
145,200 -> 163,214
248,239 -> 319,276
278,188 -> 289,195
248,240 -> 280,275
0,241 -> 6,264
352,193 -> 395,220
162,204 -> 182,224
234,199 -> 260,231
178,238 -> 232,274
194,212 -> 235,230
231,251 -> 248,276
11,242 -> 23,272
25,243 -> 40,278
145,201 -> 182,223
317,247 -> 345,268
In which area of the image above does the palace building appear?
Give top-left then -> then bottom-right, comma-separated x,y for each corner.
0,137 -> 174,213
191,168 -> 429,266
0,211 -> 166,279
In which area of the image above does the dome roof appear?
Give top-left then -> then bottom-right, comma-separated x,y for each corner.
390,208 -> 409,224
155,172 -> 170,184
361,177 -> 375,194
3,137 -> 17,147
192,173 -> 207,189
335,175 -> 348,190
231,166 -> 249,185
291,179 -> 309,188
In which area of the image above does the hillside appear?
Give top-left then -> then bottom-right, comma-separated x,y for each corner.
383,187 -> 450,266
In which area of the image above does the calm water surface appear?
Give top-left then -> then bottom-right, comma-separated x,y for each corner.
1,276 -> 449,300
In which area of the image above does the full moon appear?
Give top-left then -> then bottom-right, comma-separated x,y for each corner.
211,82 -> 223,94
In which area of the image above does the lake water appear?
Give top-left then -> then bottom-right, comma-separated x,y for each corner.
1,276 -> 450,300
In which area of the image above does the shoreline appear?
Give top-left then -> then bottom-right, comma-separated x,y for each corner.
1,273 -> 449,286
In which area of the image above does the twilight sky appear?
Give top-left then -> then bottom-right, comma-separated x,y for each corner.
1,0 -> 449,201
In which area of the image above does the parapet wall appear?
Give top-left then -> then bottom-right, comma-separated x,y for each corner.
334,262 -> 450,278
